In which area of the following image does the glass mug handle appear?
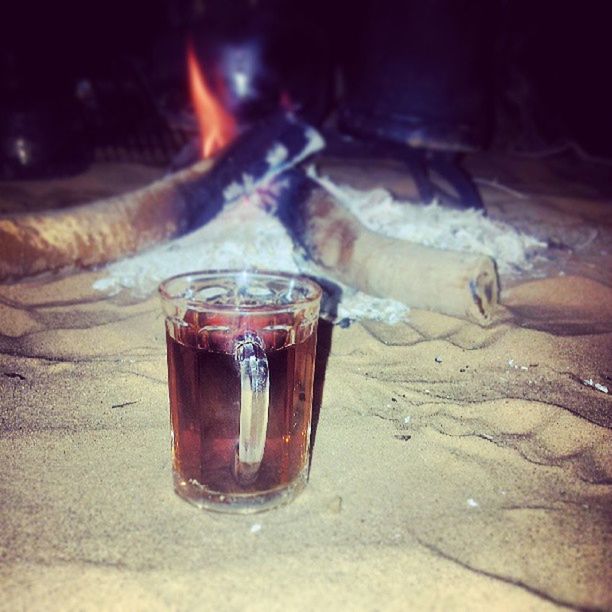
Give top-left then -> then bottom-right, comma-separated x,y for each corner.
234,331 -> 269,485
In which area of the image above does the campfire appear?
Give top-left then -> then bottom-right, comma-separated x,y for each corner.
0,5 -> 551,325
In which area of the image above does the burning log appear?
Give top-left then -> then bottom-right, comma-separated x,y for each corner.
0,114 -> 323,281
279,175 -> 499,324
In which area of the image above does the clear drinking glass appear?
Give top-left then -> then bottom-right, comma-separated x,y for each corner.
159,270 -> 322,513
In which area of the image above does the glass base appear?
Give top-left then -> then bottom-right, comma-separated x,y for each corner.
173,468 -> 308,514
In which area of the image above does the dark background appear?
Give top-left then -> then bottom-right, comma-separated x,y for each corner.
1,0 -> 611,156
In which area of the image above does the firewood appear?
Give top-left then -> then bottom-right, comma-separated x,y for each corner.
0,159 -> 214,281
286,185 -> 500,324
0,113 -> 323,281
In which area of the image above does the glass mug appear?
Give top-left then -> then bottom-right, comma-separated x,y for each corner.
159,270 -> 322,513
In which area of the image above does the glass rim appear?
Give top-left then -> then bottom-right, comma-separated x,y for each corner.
158,268 -> 322,313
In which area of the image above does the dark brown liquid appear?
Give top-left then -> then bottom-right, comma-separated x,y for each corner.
166,314 -> 316,495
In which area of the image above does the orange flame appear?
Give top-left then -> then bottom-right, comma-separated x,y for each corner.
187,43 -> 237,159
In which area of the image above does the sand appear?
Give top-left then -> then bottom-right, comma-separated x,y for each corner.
1,153 -> 611,610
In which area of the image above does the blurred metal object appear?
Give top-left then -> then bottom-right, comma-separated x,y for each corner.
338,0 -> 495,152
0,102 -> 92,180
189,3 -> 332,128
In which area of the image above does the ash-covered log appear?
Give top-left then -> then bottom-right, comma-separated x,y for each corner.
0,113 -> 323,280
277,171 -> 499,324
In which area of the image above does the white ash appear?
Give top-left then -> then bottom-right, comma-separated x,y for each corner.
222,123 -> 324,204
93,201 -> 296,294
582,379 -> 609,394
92,197 -> 409,323
93,168 -> 543,322
507,359 -> 529,371
223,174 -> 259,201
311,169 -> 545,275
266,143 -> 288,166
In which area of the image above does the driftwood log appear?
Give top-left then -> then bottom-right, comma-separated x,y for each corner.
283,184 -> 499,324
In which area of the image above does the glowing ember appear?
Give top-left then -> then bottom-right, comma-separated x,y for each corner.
187,43 -> 237,158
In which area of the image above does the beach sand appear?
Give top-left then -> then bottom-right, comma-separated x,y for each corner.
1,154 -> 611,610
